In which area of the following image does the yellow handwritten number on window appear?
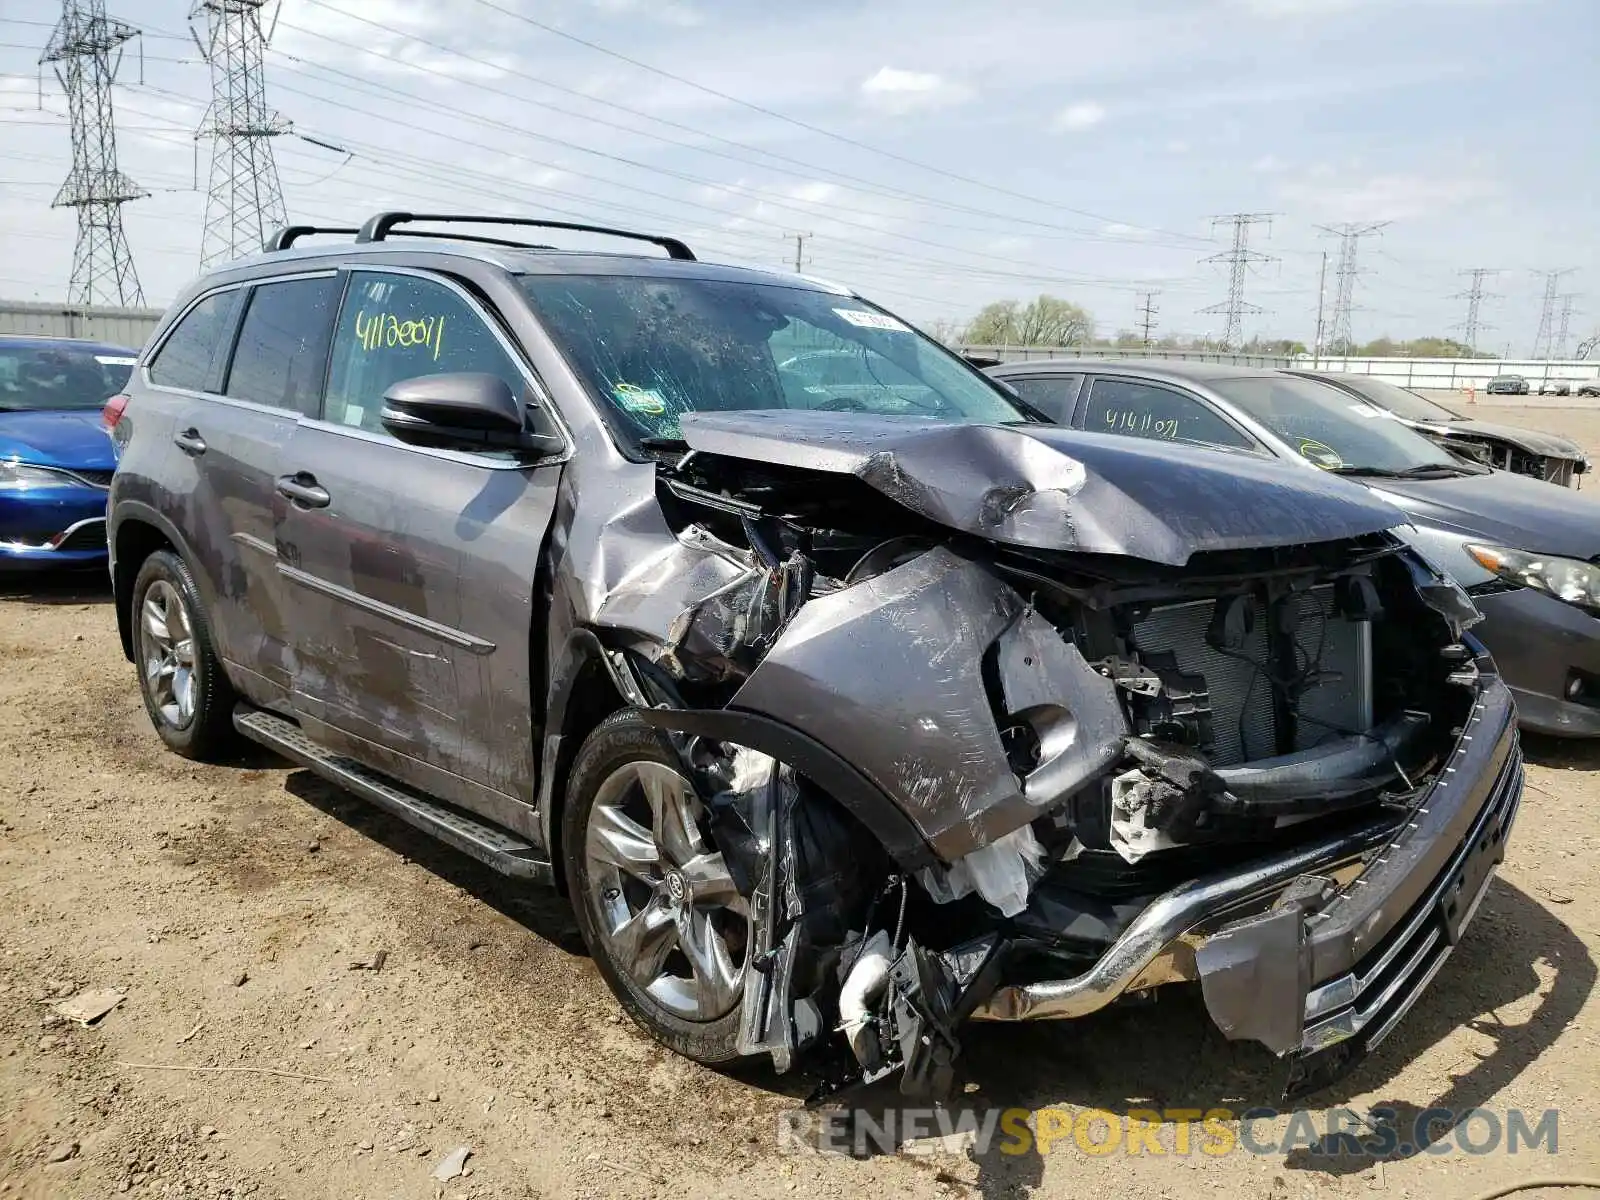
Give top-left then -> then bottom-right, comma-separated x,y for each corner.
354,310 -> 446,361
1103,409 -> 1179,439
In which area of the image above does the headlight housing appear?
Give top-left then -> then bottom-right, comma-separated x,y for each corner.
1466,543 -> 1600,613
0,460 -> 72,491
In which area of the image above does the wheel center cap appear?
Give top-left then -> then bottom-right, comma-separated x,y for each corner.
664,871 -> 689,904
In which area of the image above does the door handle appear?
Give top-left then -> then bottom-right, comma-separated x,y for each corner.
276,472 -> 331,509
173,428 -> 207,455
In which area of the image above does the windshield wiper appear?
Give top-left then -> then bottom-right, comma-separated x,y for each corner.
1329,463 -> 1468,479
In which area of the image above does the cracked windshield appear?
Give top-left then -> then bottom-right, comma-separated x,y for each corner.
519,273 -> 1023,441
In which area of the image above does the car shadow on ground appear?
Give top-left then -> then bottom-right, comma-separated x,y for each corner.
0,569 -> 113,605
281,768 -> 588,956
270,763 -> 1591,1195
772,876 -> 1592,1197
1520,730 -> 1600,772
957,878 -> 1591,1194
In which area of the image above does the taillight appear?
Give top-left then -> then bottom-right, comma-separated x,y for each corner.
102,393 -> 130,430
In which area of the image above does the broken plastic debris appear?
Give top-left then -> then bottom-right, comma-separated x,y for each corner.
431,1145 -> 471,1181
918,825 -> 1045,917
53,987 -> 125,1026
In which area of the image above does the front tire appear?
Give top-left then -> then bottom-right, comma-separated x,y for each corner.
130,549 -> 237,760
562,710 -> 752,1065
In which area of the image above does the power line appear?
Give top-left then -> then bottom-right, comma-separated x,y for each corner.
1316,221 -> 1389,350
3,14 -> 187,41
191,0 -> 287,268
289,1 -> 1196,248
1531,269 -> 1576,359
1136,290 -> 1159,347
20,28 -> 1206,297
1199,213 -> 1275,350
242,65 -> 1177,293
1450,267 -> 1501,351
450,0 -> 1216,246
38,0 -> 146,306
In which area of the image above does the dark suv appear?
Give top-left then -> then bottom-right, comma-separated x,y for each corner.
107,213 -> 1521,1098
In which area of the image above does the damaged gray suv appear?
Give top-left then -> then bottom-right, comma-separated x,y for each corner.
108,213 -> 1523,1099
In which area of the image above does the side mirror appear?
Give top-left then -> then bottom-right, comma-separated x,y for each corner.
380,373 -> 563,455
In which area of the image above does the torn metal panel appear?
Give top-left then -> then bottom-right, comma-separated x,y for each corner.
731,547 -> 1030,861
678,409 -> 1406,565
592,522 -> 757,653
994,610 -> 1128,807
1194,899 -> 1312,1056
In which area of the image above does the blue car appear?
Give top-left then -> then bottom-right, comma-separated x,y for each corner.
1,335 -> 136,570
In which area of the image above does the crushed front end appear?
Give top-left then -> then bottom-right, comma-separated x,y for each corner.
580,412 -> 1522,1099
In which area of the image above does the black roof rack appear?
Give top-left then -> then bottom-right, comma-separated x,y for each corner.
266,224 -> 361,252
379,229 -> 558,251
354,212 -> 696,261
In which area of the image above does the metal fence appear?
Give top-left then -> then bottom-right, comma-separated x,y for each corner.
0,299 -> 164,349
962,345 -> 1600,392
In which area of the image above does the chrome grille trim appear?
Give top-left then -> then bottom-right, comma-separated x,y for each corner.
0,516 -> 107,553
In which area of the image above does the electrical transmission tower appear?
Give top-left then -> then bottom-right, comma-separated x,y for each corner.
1315,222 -> 1389,352
1555,294 -> 1579,359
1531,270 -> 1575,359
1136,290 -> 1160,347
1451,268 -> 1501,352
1199,213 -> 1276,350
192,0 -> 290,268
39,0 -> 146,307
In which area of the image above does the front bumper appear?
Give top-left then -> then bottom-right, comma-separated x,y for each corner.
0,516 -> 109,568
1472,586 -> 1600,737
0,485 -> 109,569
975,680 -> 1522,1086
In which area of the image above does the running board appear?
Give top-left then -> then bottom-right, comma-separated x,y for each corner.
234,707 -> 554,885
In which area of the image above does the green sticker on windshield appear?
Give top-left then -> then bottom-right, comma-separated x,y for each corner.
1298,438 -> 1344,470
613,383 -> 666,415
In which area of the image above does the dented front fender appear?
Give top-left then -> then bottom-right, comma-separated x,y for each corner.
728,546 -> 1128,861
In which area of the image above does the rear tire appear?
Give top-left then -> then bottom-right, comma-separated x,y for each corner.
563,710 -> 751,1065
130,549 -> 238,760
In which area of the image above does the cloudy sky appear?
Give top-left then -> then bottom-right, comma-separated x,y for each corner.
1,0 -> 1595,352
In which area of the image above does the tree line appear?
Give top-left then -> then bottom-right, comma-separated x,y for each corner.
933,294 -> 1490,358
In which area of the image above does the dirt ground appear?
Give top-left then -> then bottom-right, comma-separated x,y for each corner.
2,406 -> 1599,1200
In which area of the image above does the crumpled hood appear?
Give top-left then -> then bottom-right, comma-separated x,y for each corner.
1371,468 -> 1600,561
0,410 -> 115,471
677,410 -> 1406,566
1418,417 -> 1587,462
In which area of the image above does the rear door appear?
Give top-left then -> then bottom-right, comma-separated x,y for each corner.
1000,373 -> 1085,424
134,274 -> 341,706
214,273 -> 343,697
274,267 -> 565,820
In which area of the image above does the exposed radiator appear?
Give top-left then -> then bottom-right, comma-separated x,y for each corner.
1130,586 -> 1372,767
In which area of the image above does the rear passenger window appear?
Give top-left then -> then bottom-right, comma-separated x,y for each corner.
148,290 -> 239,392
1004,374 -> 1083,422
324,272 -> 524,436
224,276 -> 340,416
1085,378 -> 1255,450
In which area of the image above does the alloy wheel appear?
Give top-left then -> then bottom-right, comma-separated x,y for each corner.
583,761 -> 749,1021
138,579 -> 197,729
